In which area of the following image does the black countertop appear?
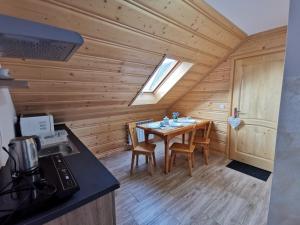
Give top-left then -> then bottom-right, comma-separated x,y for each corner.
0,124 -> 120,225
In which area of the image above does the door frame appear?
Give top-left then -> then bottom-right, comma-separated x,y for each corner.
227,48 -> 286,160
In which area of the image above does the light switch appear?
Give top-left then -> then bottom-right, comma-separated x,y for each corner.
219,104 -> 225,109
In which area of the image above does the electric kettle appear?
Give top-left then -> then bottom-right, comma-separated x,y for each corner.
8,136 -> 41,175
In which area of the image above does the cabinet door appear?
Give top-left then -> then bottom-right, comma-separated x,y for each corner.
46,192 -> 116,225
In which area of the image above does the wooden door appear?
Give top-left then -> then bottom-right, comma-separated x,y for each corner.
230,52 -> 284,171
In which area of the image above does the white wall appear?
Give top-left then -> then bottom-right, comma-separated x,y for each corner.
268,0 -> 300,224
0,88 -> 16,167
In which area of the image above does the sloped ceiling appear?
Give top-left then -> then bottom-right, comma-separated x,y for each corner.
205,0 -> 289,35
0,0 -> 246,122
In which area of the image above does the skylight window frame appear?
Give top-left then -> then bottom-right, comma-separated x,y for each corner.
128,55 -> 194,106
152,61 -> 181,94
142,55 -> 179,93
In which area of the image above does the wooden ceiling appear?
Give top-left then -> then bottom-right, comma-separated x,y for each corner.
0,0 -> 246,122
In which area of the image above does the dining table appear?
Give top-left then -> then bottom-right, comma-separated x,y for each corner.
137,118 -> 210,174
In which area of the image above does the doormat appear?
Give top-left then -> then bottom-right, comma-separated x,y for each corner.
226,160 -> 271,181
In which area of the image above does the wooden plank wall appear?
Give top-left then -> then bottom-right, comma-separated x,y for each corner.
0,0 -> 245,157
169,27 -> 287,154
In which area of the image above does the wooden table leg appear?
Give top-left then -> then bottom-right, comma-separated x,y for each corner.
182,133 -> 185,144
164,138 -> 170,174
145,131 -> 149,143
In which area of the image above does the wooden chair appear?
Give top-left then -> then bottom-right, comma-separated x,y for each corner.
169,125 -> 197,176
128,122 -> 157,175
194,121 -> 213,165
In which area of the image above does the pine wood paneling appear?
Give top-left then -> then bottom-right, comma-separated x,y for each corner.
170,27 -> 287,154
132,0 -> 242,48
0,0 -> 245,156
66,111 -> 165,158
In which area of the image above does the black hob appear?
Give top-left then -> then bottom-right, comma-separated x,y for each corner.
0,153 -> 79,225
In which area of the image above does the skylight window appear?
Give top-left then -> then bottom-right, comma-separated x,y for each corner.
129,55 -> 194,106
142,57 -> 178,92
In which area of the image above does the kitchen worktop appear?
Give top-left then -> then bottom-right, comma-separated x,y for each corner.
0,124 -> 120,225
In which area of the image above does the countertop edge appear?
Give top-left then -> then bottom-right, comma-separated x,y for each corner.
12,124 -> 120,225
34,124 -> 120,224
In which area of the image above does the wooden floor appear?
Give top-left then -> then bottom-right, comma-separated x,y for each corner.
101,141 -> 272,225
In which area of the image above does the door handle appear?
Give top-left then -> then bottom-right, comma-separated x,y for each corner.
234,107 -> 240,117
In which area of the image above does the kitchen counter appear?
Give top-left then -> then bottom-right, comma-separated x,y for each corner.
0,124 -> 120,225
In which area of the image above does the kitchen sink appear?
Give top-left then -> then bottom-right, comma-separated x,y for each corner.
38,140 -> 80,158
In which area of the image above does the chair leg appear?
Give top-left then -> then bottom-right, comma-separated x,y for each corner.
169,152 -> 172,172
152,152 -> 156,167
150,155 -> 154,175
145,155 -> 149,164
147,155 -> 150,174
203,146 -> 209,165
174,153 -> 176,166
192,152 -> 195,168
148,154 -> 154,176
136,154 -> 139,166
130,152 -> 135,175
207,145 -> 210,157
188,153 -> 193,176
169,152 -> 175,172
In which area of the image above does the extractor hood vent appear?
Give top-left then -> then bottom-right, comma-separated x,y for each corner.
0,14 -> 84,61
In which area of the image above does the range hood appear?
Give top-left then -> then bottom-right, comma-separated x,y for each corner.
0,14 -> 83,61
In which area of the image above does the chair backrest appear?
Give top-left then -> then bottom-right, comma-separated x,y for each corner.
128,122 -> 138,149
187,125 -> 197,149
205,121 -> 213,140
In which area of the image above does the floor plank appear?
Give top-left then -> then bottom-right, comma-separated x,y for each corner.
101,141 -> 272,225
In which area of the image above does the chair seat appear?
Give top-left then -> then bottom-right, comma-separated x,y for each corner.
134,142 -> 156,153
194,137 -> 210,145
170,142 -> 196,153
